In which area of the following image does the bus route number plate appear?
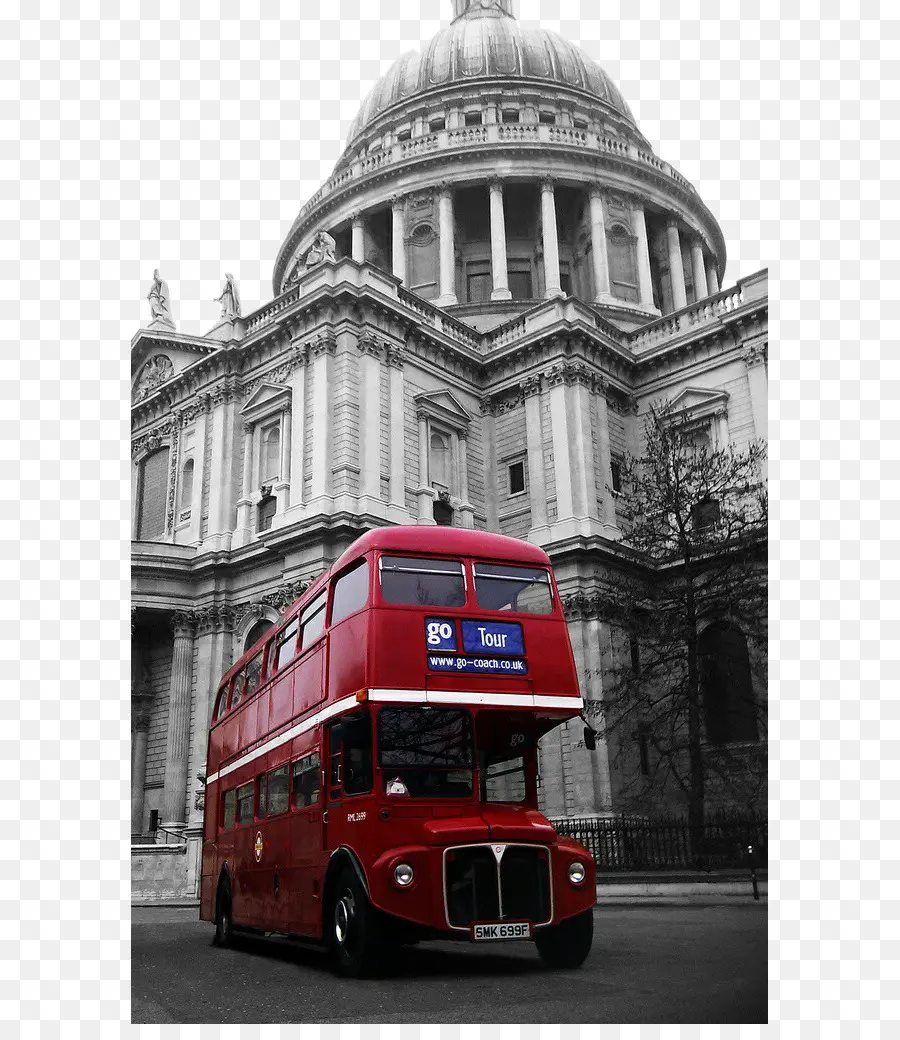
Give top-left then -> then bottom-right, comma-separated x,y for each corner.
471,921 -> 532,941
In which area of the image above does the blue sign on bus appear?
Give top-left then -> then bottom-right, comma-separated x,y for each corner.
461,620 -> 524,657
424,618 -> 458,652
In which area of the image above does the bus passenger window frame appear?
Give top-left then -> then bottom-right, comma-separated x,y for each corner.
235,781 -> 254,825
214,680 -> 231,721
272,617 -> 300,675
329,557 -> 370,626
300,591 -> 327,651
230,670 -> 246,710
292,752 -> 321,809
264,764 -> 290,817
377,554 -> 468,609
221,788 -> 236,829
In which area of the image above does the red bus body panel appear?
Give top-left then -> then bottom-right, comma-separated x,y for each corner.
200,528 -> 596,942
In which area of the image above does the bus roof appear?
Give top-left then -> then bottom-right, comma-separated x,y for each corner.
331,526 -> 552,574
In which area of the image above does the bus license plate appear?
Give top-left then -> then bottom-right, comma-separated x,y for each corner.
471,921 -> 532,941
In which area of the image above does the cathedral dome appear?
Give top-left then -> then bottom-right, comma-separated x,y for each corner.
344,0 -> 638,152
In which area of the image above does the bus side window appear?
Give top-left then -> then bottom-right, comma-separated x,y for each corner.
273,619 -> 299,673
266,765 -> 289,816
292,752 -> 321,808
245,651 -> 264,698
214,683 -> 229,721
222,788 -> 236,829
231,670 -> 246,709
300,592 -> 327,650
235,782 -> 254,824
330,558 -> 369,624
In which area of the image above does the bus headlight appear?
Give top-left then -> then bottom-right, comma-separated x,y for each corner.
394,863 -> 414,887
568,861 -> 586,885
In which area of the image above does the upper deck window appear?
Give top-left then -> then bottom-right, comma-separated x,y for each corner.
473,563 -> 554,615
300,592 -> 327,650
331,559 -> 369,624
379,556 -> 466,608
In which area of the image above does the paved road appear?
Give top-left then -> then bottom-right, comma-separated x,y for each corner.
132,904 -> 767,1024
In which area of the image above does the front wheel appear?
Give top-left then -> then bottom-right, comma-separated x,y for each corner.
213,879 -> 234,948
534,909 -> 593,969
329,867 -> 381,977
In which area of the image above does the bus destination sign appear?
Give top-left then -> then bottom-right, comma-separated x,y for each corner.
425,618 -> 527,675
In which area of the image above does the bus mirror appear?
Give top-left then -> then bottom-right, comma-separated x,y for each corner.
583,726 -> 596,752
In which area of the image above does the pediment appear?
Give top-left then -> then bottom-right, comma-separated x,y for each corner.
666,386 -> 729,417
241,382 -> 292,421
414,389 -> 471,429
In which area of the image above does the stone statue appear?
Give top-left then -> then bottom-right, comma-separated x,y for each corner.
215,273 -> 241,320
304,230 -> 337,268
147,269 -> 174,326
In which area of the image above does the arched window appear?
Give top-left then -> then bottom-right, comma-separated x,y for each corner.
136,447 -> 169,540
607,224 -> 639,303
178,458 -> 194,513
262,425 -> 280,482
699,621 -> 758,744
430,431 -> 450,489
244,618 -> 274,655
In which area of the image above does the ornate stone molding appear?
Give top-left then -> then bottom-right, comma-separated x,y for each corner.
743,341 -> 767,368
210,375 -> 243,405
131,420 -> 174,461
385,343 -> 405,369
307,330 -> 337,359
522,375 -> 542,398
170,609 -> 196,638
357,330 -> 385,359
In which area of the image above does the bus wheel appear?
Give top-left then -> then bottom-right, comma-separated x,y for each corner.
213,879 -> 234,948
534,909 -> 593,969
329,867 -> 379,977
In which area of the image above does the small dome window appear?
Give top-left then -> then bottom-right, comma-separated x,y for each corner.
464,111 -> 483,127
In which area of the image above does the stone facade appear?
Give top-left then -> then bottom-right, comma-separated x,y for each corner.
131,0 -> 767,898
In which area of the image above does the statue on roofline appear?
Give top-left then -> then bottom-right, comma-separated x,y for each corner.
215,273 -> 241,320
146,269 -> 174,327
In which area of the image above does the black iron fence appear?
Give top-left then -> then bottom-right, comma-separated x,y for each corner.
553,811 -> 767,872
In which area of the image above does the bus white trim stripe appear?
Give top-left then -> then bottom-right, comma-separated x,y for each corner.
368,688 -> 583,710
207,689 -> 584,785
206,695 -> 358,785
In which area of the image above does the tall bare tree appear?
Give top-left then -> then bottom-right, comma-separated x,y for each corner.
594,404 -> 767,845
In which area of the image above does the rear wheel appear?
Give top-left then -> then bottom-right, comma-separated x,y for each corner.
534,909 -> 593,969
329,867 -> 381,977
213,879 -> 234,948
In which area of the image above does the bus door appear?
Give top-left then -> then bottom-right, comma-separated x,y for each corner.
323,711 -> 376,863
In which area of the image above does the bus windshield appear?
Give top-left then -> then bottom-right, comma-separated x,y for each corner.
377,707 -> 474,798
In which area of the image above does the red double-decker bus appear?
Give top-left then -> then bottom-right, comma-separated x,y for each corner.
200,526 -> 596,975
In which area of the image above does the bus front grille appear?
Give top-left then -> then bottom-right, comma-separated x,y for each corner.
444,844 -> 551,928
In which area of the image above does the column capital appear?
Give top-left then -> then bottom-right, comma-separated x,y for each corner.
588,183 -> 605,202
437,181 -> 455,198
385,343 -> 405,369
349,210 -> 363,225
356,329 -> 384,358
522,375 -> 542,398
488,176 -> 504,194
390,193 -> 405,210
171,610 -> 197,638
308,330 -> 337,358
540,176 -> 555,194
665,215 -> 680,230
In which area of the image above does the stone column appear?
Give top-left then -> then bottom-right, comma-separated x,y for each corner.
387,346 -> 407,515
706,257 -> 720,294
593,384 -> 617,527
131,695 -> 152,834
569,368 -> 597,521
162,611 -> 196,831
357,332 -> 383,507
288,343 -> 306,508
589,187 -> 614,304
308,333 -> 336,503
690,238 -> 709,300
351,212 -> 365,263
391,196 -> 406,284
416,413 -> 436,524
206,381 -> 239,551
273,407 -> 291,517
547,368 -> 573,518
743,342 -> 768,439
481,400 -> 499,530
187,400 -> 208,544
488,179 -> 511,301
631,204 -> 657,313
437,186 -> 458,306
232,422 -> 254,545
666,219 -> 687,310
540,177 -> 562,298
523,378 -> 548,533
457,431 -> 474,528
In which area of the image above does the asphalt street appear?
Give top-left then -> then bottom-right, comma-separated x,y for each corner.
132,903 -> 767,1024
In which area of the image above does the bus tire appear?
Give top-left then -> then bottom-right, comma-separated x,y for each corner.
328,867 -> 380,977
534,909 -> 593,969
213,877 -> 234,948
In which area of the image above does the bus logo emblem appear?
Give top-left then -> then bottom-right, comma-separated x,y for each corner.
491,844 -> 506,863
254,832 -> 263,862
